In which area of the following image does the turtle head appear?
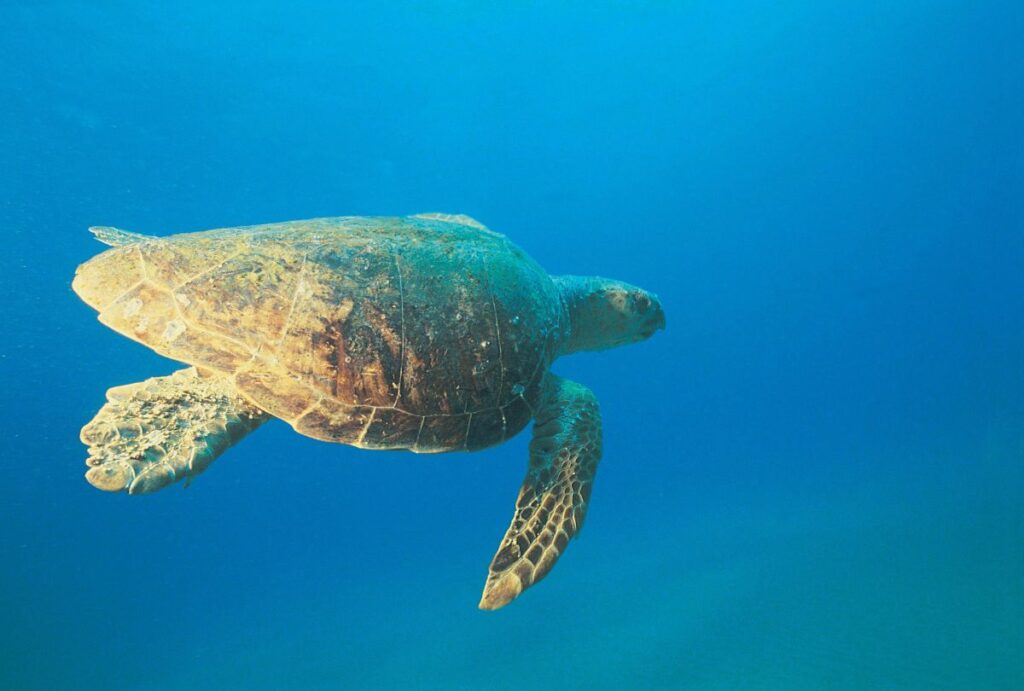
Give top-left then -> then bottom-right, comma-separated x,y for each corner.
554,276 -> 665,355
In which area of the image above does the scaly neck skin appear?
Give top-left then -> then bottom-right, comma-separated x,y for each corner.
554,275 -> 666,356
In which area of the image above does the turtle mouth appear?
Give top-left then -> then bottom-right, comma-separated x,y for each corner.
642,299 -> 665,336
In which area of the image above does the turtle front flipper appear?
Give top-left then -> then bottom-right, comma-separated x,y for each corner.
479,375 -> 602,610
82,368 -> 269,495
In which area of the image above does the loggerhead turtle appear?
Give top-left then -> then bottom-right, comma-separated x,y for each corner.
73,214 -> 665,609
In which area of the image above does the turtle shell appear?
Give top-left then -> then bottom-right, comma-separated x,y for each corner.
73,215 -> 565,452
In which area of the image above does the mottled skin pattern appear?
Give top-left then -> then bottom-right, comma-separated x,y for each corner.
73,213 -> 665,609
478,375 -> 602,608
82,367 -> 268,494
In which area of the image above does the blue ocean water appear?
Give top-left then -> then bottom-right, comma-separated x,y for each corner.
2,1 -> 1022,688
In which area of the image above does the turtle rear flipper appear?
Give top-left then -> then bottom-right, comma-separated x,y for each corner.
82,368 -> 269,495
88,226 -> 151,247
479,375 -> 602,609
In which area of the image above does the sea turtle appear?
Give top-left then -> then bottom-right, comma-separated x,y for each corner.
73,213 -> 665,609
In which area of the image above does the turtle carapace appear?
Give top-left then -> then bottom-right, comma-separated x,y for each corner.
73,213 -> 665,610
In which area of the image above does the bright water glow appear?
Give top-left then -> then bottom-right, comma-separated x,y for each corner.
1,1 -> 1021,688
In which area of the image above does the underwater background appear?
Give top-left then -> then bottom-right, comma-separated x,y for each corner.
2,2 -> 1021,689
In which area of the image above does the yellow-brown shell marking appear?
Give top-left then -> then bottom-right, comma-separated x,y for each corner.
73,216 -> 564,452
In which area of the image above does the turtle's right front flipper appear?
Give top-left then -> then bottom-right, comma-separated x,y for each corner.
82,367 -> 269,495
479,375 -> 603,610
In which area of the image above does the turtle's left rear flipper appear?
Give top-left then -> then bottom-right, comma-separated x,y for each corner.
479,375 -> 602,610
82,367 -> 269,494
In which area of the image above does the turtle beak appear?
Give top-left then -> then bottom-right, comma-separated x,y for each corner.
650,300 -> 666,332
635,291 -> 665,340
646,297 -> 666,335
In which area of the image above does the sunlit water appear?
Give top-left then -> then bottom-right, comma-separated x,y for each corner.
2,2 -> 1021,689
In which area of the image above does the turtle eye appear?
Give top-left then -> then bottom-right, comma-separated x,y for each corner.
634,294 -> 650,313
